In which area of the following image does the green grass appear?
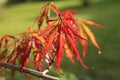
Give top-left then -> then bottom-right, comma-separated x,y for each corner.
0,0 -> 120,80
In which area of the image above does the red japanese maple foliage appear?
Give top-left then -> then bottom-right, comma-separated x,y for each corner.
0,2 -> 102,78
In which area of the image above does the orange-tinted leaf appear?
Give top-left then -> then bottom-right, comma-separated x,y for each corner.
38,17 -> 44,29
82,23 -> 101,51
39,36 -> 45,44
34,53 -> 41,71
41,21 -> 56,36
32,33 -> 45,44
44,28 -> 56,53
33,39 -> 42,71
33,6 -> 46,29
40,28 -> 56,61
64,43 -> 75,63
44,6 -> 51,25
50,2 -> 60,14
3,36 -> 9,48
81,20 -> 103,27
79,26 -> 88,58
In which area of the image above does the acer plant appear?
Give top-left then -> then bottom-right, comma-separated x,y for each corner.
0,2 -> 102,80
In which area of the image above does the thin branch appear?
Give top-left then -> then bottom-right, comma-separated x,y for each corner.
0,62 -> 59,80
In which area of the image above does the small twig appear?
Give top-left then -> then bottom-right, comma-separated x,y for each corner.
42,60 -> 54,75
0,62 -> 59,80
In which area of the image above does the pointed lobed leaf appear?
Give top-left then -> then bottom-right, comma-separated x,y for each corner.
40,21 -> 56,36
82,23 -> 101,51
13,38 -> 30,62
20,42 -> 32,71
0,49 -> 8,62
62,24 -> 77,43
33,6 -> 46,29
61,10 -> 78,27
66,33 -> 91,69
13,47 -> 26,62
56,28 -> 65,74
34,53 -> 41,71
32,39 -> 42,71
64,20 -> 85,40
79,26 -> 88,58
3,35 -> 9,48
32,33 -> 45,44
64,43 -> 75,63
40,28 -> 56,62
50,2 -> 60,14
81,20 -> 103,27
21,58 -> 30,70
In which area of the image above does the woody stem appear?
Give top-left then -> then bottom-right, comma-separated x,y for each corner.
0,62 -> 59,80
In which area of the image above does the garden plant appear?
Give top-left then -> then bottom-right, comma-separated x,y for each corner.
0,2 -> 102,80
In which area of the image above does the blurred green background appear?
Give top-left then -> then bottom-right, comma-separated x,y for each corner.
0,0 -> 120,80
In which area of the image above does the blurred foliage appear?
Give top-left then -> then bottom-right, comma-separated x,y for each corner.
82,0 -> 90,7
59,73 -> 78,80
7,0 -> 90,6
7,0 -> 57,4
7,0 -> 27,4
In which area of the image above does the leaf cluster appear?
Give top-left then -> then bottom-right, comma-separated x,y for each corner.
0,2 -> 102,79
